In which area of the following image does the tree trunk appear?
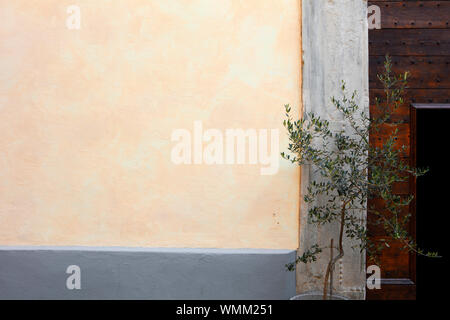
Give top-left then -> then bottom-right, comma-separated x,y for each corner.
323,202 -> 346,300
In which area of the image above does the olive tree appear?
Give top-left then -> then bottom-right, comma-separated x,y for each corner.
282,56 -> 439,300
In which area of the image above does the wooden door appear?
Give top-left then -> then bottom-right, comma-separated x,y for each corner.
367,0 -> 450,300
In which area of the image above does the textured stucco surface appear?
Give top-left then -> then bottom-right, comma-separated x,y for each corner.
0,246 -> 296,299
0,0 -> 301,249
299,0 -> 369,299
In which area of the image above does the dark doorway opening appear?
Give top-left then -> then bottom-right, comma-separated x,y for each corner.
413,104 -> 449,300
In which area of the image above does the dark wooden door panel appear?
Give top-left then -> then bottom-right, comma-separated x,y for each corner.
367,284 -> 416,300
370,89 -> 450,122
369,56 -> 450,89
370,29 -> 450,56
369,1 -> 450,29
368,0 -> 450,300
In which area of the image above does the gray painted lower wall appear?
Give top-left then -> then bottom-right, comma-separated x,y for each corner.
0,246 -> 296,300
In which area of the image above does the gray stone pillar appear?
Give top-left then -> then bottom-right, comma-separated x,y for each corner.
299,0 -> 369,299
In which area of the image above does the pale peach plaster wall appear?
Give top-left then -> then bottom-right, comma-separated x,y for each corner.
0,0 -> 301,249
